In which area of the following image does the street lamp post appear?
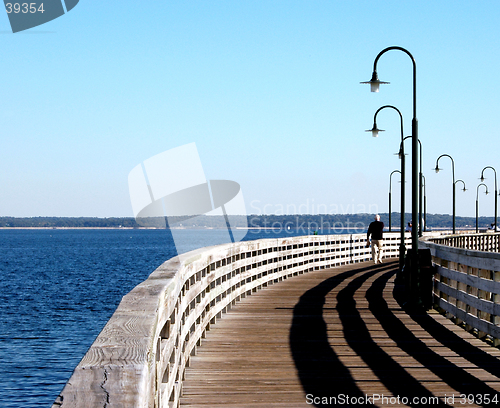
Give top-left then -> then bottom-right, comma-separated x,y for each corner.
480,166 -> 498,231
362,46 -> 421,305
366,104 -> 406,270
361,46 -> 418,260
422,174 -> 427,231
476,183 -> 489,233
456,180 -> 467,232
434,154 -> 457,234
402,135 -> 424,236
389,169 -> 401,232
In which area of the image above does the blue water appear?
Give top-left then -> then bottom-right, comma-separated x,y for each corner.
0,227 -> 361,407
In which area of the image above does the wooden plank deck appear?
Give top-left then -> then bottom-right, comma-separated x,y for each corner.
180,261 -> 500,407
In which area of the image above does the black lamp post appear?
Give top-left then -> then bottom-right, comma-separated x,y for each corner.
456,180 -> 467,232
362,46 -> 423,308
435,154 -> 458,234
366,104 -> 406,270
402,135 -> 424,236
362,46 -> 419,268
389,169 -> 401,232
422,174 -> 427,231
476,183 -> 489,233
480,166 -> 497,231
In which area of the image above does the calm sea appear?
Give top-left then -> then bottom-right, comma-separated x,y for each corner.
0,227 -> 363,407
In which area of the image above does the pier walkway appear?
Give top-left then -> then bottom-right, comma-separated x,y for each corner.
180,261 -> 500,407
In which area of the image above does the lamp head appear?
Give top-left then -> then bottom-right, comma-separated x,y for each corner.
434,166 -> 441,174
360,71 -> 389,93
366,124 -> 384,137
480,175 -> 485,182
395,146 -> 406,159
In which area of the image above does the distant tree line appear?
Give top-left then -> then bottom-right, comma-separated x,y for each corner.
0,214 -> 495,229
0,217 -> 139,228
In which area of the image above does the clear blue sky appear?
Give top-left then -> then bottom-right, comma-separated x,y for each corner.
1,1 -> 499,218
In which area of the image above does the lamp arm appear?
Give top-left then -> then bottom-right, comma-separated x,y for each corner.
436,154 -> 455,182
373,46 -> 416,117
477,183 -> 488,200
481,166 -> 497,191
389,170 -> 401,191
374,105 -> 405,148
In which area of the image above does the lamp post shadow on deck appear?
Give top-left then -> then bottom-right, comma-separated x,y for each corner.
362,46 -> 424,307
365,104 -> 406,270
476,183 -> 489,233
480,166 -> 498,231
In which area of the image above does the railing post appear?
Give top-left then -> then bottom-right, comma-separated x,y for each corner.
493,270 -> 500,347
465,265 -> 474,332
455,262 -> 466,325
349,234 -> 353,263
477,268 -> 488,339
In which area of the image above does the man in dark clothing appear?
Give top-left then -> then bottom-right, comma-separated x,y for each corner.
366,214 -> 384,264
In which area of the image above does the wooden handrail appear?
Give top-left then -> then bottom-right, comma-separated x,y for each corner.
52,232 -> 410,408
426,232 -> 500,253
420,234 -> 500,347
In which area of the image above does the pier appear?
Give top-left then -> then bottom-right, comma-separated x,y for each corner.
52,232 -> 500,407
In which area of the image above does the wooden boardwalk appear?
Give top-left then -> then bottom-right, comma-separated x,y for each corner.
180,261 -> 500,407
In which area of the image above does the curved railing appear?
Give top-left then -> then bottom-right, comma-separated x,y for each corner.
52,232 -> 409,408
420,233 -> 500,347
426,232 -> 500,253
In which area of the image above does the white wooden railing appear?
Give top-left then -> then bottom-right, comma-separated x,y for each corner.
52,232 -> 410,408
420,233 -> 500,346
426,233 -> 500,253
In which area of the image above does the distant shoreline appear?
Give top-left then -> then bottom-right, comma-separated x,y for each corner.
0,214 -> 494,230
0,226 -> 369,230
0,227 -> 483,234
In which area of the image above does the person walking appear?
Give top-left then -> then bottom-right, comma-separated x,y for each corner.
406,221 -> 412,232
366,214 -> 384,264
